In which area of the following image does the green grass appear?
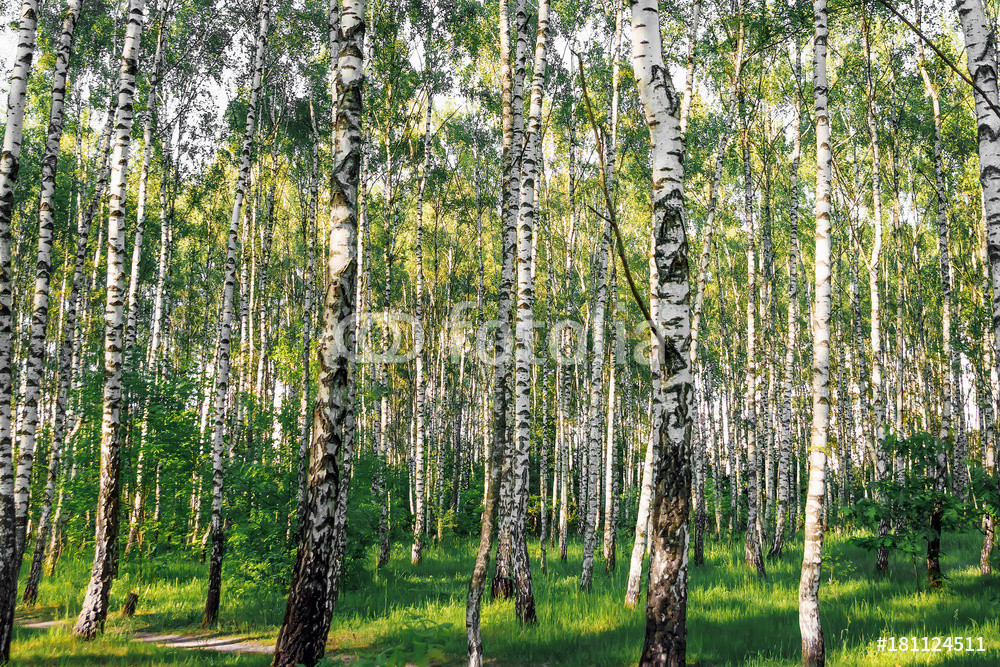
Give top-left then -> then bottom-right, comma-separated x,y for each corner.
13,530 -> 1000,665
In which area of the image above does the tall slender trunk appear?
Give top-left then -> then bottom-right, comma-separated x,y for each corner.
742,125 -> 766,578
13,0 -> 82,576
202,0 -> 269,628
17,0 -> 84,607
691,122 -> 731,566
678,0 -> 701,139
377,134 -> 394,569
468,0 -> 521,661
411,85 -> 431,565
580,226 -> 609,591
0,1 -> 40,652
624,419 -> 656,608
630,0 -> 693,661
799,2 -> 831,663
770,34 -> 801,559
917,0 -> 952,587
73,0 -> 145,639
299,109 -> 319,531
601,2 -> 624,574
956,0 -> 1000,577
861,12 -> 891,571
271,0 -> 363,664
490,0 -> 527,604
510,0 -> 548,620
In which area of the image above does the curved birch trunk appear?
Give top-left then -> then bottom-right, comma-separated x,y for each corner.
20,0 -> 84,606
271,0 -> 363,663
916,0 -> 952,587
624,419 -> 656,608
73,0 -> 145,639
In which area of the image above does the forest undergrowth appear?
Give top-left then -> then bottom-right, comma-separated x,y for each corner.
12,530 -> 999,666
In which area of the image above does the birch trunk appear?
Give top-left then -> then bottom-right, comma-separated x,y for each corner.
468,0 -> 521,660
601,2 -> 624,574
799,1 -> 831,663
624,420 -> 656,608
630,0 -> 693,661
917,0 -> 952,586
411,88 -> 431,565
298,125 -> 318,531
490,0 -> 527,604
742,127 -> 766,578
860,13 -> 891,571
73,0 -> 145,639
769,35 -> 801,560
16,0 -> 84,607
510,0 -> 548,620
690,122 -> 731,566
0,1 -> 40,651
955,0 -> 1000,578
271,0 -> 363,663
201,0 -> 269,628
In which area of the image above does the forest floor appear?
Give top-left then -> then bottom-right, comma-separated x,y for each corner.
10,529 -> 1000,665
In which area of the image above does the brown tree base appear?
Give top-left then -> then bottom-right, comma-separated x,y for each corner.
122,591 -> 139,617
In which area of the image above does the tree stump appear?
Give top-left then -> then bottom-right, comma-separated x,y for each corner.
122,591 -> 139,617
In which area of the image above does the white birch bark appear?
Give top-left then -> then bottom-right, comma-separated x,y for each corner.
770,35 -> 801,558
468,0 -> 522,659
15,0 -> 84,603
202,0 -> 269,627
630,0 -> 693,661
411,87 -> 431,565
73,0 -> 145,639
272,0 -> 363,662
0,0 -> 40,652
955,0 -> 1000,577
799,1 -> 831,662
511,0 -> 548,620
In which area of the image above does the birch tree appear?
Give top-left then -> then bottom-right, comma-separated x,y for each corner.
272,0 -> 364,661
799,0 -> 832,663
73,0 -> 146,639
955,0 -> 1000,581
629,0 -> 693,661
467,0 -> 521,660
510,0 -> 548,621
770,33 -> 801,559
202,0 -> 269,628
20,0 -> 85,606
0,0 -> 40,657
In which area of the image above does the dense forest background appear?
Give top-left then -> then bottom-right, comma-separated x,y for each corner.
0,0 -> 998,665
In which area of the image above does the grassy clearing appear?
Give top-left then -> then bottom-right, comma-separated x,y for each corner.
12,623 -> 269,666
13,529 -> 1000,665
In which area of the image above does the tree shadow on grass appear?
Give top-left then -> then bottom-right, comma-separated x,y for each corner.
11,624 -> 272,666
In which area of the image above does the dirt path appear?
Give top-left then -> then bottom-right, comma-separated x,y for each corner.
130,631 -> 274,655
17,618 -> 274,656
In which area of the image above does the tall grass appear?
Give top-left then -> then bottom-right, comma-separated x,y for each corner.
14,530 -> 999,665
